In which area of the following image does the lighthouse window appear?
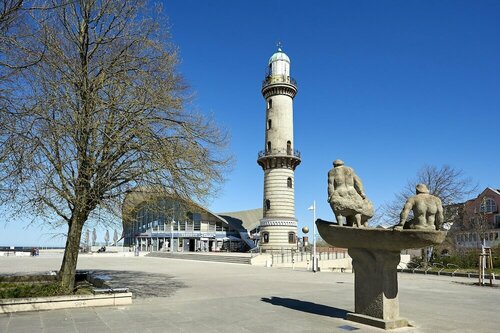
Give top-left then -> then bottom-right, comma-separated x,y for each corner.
267,99 -> 272,109
262,232 -> 269,244
265,199 -> 271,210
287,141 -> 292,155
287,177 -> 293,188
267,119 -> 272,130
267,141 -> 271,152
288,232 -> 296,244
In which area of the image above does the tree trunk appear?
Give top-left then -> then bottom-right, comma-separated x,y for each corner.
58,217 -> 84,292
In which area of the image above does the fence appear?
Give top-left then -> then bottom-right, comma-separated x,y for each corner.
258,248 -> 349,265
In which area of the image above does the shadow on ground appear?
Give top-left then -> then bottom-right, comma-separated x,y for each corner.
91,270 -> 187,298
261,296 -> 349,319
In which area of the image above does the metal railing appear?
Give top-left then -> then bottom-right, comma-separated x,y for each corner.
262,75 -> 297,88
255,248 -> 349,264
258,148 -> 301,159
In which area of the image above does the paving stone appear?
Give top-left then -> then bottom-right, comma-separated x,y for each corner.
1,256 -> 500,333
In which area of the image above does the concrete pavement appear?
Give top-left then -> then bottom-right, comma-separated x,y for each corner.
0,255 -> 499,332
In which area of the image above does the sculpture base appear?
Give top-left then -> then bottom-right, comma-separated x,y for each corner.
347,313 -> 409,330
348,247 -> 408,329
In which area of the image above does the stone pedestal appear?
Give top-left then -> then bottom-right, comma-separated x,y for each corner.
316,219 -> 447,330
347,248 -> 408,329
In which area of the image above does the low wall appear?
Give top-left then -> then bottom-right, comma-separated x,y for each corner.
251,253 -> 411,272
0,271 -> 132,314
0,292 -> 132,314
0,251 -> 31,257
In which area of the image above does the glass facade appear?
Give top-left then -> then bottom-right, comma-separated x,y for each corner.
123,196 -> 244,252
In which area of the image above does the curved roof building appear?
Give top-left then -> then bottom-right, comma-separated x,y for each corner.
122,189 -> 261,252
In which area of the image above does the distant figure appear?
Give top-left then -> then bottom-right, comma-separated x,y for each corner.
394,184 -> 443,230
328,159 -> 374,227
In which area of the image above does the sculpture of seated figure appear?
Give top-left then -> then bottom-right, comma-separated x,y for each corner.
394,184 -> 443,230
327,159 -> 374,227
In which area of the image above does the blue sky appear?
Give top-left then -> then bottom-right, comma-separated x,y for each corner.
1,1 -> 499,246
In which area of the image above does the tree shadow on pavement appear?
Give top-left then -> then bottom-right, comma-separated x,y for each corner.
261,297 -> 349,319
91,270 -> 187,298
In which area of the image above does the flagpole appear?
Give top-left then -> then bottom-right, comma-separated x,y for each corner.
312,200 -> 317,272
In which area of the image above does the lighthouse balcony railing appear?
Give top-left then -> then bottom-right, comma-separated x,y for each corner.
262,75 -> 297,88
258,148 -> 301,159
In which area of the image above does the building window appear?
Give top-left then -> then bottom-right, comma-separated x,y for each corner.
267,119 -> 272,130
193,213 -> 201,231
495,215 -> 500,228
262,232 -> 269,243
287,141 -> 291,155
267,141 -> 271,152
265,199 -> 271,210
288,232 -> 296,244
267,99 -> 272,109
287,177 -> 292,188
480,197 -> 497,213
209,222 -> 216,232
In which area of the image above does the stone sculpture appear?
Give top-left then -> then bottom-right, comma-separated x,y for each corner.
317,164 -> 448,329
327,159 -> 374,227
394,184 -> 443,230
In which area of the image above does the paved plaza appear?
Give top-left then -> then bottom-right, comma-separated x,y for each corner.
0,255 -> 499,332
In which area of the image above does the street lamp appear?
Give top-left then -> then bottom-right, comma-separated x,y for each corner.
170,219 -> 174,252
308,201 -> 317,272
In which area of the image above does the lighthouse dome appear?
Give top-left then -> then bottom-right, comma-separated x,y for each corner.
268,47 -> 290,65
267,47 -> 290,77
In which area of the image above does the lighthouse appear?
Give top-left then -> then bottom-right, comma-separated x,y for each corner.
257,46 -> 300,251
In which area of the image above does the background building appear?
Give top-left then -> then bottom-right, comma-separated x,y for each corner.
450,188 -> 500,249
122,189 -> 260,252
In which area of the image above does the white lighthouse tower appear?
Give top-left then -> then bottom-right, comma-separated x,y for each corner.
257,46 -> 300,251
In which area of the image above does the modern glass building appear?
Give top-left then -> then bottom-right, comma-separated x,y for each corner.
122,189 -> 261,252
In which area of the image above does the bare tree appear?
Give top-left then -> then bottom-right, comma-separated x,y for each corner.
113,228 -> 118,245
92,228 -> 97,247
1,0 -> 26,126
104,229 -> 109,246
381,165 -> 477,227
0,0 -> 231,291
0,0 -> 24,32
0,1 -> 50,76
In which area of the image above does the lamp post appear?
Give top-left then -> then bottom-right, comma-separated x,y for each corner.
308,201 -> 317,272
170,219 -> 174,252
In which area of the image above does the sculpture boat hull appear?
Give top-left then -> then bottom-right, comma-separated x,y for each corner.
316,219 -> 447,251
